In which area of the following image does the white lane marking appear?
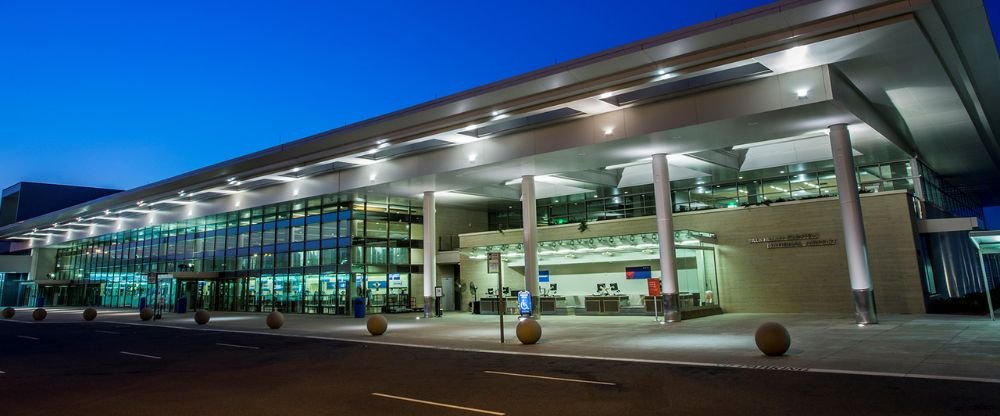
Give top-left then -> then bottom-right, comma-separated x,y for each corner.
104,320 -> 1000,385
95,330 -> 120,335
119,351 -> 161,360
0,370 -> 5,374
484,370 -> 616,386
17,335 -> 39,340
216,342 -> 260,350
372,393 -> 505,415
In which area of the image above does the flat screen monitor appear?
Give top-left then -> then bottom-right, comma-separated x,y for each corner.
502,287 -> 510,295
609,283 -> 619,291
549,283 -> 558,291
596,283 -> 607,292
486,288 -> 495,295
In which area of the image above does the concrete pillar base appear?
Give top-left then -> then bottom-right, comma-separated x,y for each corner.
423,296 -> 433,318
853,289 -> 878,325
662,292 -> 681,322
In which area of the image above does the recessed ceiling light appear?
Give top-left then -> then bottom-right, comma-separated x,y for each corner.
599,92 -> 613,99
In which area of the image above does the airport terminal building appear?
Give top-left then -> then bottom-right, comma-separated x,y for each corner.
2,0 -> 998,323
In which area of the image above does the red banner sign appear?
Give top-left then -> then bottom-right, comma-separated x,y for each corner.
647,279 -> 661,296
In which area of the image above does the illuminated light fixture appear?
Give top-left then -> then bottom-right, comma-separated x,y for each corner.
657,68 -> 667,76
104,210 -> 111,215
468,153 -> 477,163
228,177 -> 236,182
292,167 -> 301,173
603,127 -> 614,136
187,209 -> 193,217
369,173 -> 377,182
786,45 -> 808,60
462,124 -> 478,132
137,200 -> 145,206
293,189 -> 300,196
32,228 -> 38,233
77,217 -> 83,222
599,92 -> 613,99
491,110 -> 501,116
367,149 -> 377,155
795,88 -> 809,99
376,138 -> 387,145
491,113 -> 509,121
235,200 -> 241,207
377,142 -> 390,149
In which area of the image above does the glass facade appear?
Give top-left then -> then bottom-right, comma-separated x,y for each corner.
50,194 -> 424,315
467,231 -> 720,313
489,160 -> 920,231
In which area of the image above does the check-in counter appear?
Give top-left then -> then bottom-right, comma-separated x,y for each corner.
478,297 -> 517,315
584,295 -> 628,313
539,296 -> 565,313
646,293 -> 701,311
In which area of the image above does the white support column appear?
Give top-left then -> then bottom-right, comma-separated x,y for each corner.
422,191 -> 437,318
521,175 -> 540,317
830,123 -> 878,324
652,154 -> 681,322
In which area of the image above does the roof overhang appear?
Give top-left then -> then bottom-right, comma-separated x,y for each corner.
3,0 -> 999,247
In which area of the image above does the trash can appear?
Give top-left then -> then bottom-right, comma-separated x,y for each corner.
35,296 -> 44,308
353,297 -> 366,318
138,297 -> 147,311
473,301 -> 481,315
176,297 -> 188,314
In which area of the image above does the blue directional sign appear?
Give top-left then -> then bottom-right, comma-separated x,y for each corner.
517,291 -> 532,315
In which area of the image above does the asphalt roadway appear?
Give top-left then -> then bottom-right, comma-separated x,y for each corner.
2,321 -> 999,415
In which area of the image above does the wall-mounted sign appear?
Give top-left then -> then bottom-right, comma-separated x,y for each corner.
626,266 -> 652,279
539,270 -> 550,283
388,273 -> 405,287
749,233 -> 837,249
487,252 -> 501,274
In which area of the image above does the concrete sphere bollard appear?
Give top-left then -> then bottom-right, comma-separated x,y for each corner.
83,307 -> 98,321
32,308 -> 47,321
139,308 -> 154,321
755,322 -> 791,356
516,318 -> 542,345
266,311 -> 284,329
367,314 -> 388,336
194,309 -> 210,325
2,307 -> 14,319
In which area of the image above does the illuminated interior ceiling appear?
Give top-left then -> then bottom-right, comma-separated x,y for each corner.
467,230 -> 716,267
971,231 -> 1000,255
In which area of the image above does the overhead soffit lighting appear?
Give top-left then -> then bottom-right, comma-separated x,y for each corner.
731,130 -> 830,150
600,62 -> 772,107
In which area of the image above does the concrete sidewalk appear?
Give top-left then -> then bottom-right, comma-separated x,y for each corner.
6,307 -> 1000,383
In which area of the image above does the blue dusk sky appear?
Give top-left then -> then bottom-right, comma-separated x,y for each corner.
1,1 -> 999,225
